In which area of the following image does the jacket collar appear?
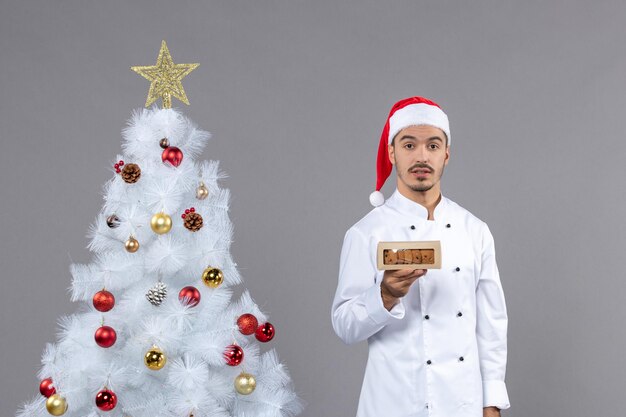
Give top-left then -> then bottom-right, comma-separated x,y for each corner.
386,189 -> 448,220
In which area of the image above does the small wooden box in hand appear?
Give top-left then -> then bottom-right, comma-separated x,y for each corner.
377,241 -> 442,270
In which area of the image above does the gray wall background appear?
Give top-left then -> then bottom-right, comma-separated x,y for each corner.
1,1 -> 624,416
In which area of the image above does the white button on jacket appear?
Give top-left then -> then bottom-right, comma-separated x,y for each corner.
332,190 -> 510,417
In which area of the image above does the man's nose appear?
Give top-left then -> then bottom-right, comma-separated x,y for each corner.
414,145 -> 429,162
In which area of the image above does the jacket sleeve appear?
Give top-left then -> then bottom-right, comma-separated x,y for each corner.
476,223 -> 511,410
331,226 -> 405,345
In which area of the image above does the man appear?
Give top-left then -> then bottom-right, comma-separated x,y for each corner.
331,96 -> 510,417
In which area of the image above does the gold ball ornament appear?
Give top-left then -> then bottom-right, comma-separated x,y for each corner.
45,394 -> 68,416
202,266 -> 224,288
234,372 -> 256,395
125,236 -> 140,253
150,212 -> 172,234
144,346 -> 167,370
196,182 -> 209,200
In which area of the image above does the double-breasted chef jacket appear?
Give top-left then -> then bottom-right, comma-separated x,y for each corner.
332,190 -> 510,417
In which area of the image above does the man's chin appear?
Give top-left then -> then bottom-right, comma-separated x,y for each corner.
408,183 -> 434,192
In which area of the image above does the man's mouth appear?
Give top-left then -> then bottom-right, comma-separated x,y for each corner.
410,168 -> 432,176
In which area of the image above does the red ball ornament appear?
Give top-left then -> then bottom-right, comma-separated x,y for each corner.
162,146 -> 184,167
39,377 -> 56,397
94,326 -> 117,348
95,389 -> 117,411
224,344 -> 244,366
178,286 -> 201,307
93,290 -> 115,312
237,314 -> 258,335
255,322 -> 275,342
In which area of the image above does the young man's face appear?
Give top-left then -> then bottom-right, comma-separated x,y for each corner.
388,124 -> 450,194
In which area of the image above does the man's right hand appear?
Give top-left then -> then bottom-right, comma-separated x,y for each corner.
381,268 -> 427,311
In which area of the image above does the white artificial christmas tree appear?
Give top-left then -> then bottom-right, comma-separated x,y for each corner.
17,41 -> 302,417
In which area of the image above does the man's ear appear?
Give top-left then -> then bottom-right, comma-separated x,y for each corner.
444,145 -> 450,166
388,143 -> 395,165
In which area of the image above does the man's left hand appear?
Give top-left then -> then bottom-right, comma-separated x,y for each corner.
483,407 -> 500,417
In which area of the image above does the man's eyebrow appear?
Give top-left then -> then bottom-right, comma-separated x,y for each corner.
398,135 -> 444,142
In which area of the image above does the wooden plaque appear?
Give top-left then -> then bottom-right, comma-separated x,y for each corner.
377,241 -> 442,270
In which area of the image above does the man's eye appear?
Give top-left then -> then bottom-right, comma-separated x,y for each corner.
404,144 -> 414,149
429,144 -> 439,149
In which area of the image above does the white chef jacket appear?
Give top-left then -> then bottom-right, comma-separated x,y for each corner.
332,190 -> 510,417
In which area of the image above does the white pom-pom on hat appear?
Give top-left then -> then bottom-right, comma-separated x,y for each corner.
371,96 -> 450,207
369,191 -> 385,207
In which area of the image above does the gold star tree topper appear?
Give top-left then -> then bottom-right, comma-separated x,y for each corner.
131,40 -> 199,108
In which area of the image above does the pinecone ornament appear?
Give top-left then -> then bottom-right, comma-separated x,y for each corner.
146,282 -> 167,306
121,163 -> 141,184
184,212 -> 203,232
182,207 -> 203,232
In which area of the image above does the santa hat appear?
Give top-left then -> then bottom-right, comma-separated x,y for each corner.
369,96 -> 451,207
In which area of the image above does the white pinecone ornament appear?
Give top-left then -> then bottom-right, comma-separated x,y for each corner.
146,282 -> 167,306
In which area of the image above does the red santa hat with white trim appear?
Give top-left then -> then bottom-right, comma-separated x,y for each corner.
369,96 -> 451,207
